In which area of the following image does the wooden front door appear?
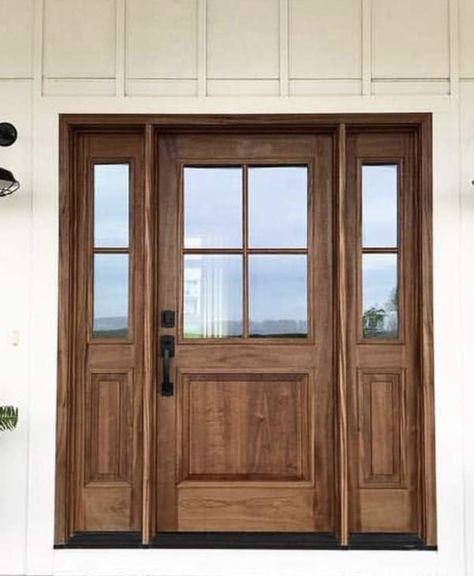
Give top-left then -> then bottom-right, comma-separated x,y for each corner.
56,115 -> 436,549
155,133 -> 335,534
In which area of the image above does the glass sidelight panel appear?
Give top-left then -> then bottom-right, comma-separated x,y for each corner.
183,255 -> 243,338
362,165 -> 398,248
184,167 -> 243,248
362,253 -> 398,339
249,255 -> 307,337
94,164 -> 130,248
93,254 -> 129,339
248,166 -> 307,248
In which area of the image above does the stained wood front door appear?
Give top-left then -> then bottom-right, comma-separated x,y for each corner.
57,115 -> 436,549
155,133 -> 335,533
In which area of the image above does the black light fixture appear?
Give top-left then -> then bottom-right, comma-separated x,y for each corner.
0,122 -> 19,197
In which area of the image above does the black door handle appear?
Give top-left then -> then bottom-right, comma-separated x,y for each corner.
160,335 -> 175,396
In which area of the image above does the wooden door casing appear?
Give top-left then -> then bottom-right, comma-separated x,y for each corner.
56,114 -> 435,549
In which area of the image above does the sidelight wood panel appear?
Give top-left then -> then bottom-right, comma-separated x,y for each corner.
358,370 -> 406,487
86,371 -> 133,483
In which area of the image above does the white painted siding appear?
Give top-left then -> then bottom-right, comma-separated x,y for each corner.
0,1 -> 472,575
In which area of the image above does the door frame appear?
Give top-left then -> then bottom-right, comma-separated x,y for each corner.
55,113 -> 435,549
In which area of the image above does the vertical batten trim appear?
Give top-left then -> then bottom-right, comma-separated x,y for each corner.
448,0 -> 460,97
279,0 -> 289,97
197,0 -> 207,97
141,124 -> 155,545
116,0 -> 126,97
361,0 -> 372,95
336,123 -> 349,546
33,0 -> 45,97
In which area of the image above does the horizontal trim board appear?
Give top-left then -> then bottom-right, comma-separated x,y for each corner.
126,79 -> 198,97
372,79 -> 449,95
43,78 -> 115,96
290,79 -> 362,96
207,79 -> 280,96
56,532 -> 435,550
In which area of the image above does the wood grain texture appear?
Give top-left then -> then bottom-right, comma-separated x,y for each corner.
358,370 -> 406,487
56,114 -> 435,547
86,372 -> 133,483
156,131 -> 335,533
336,123 -> 349,546
178,488 -> 315,532
346,130 -> 424,536
179,373 -> 310,481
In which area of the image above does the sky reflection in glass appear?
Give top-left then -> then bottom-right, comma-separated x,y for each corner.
94,164 -> 129,248
93,254 -> 129,338
184,167 -> 242,248
362,253 -> 398,339
362,165 -> 398,248
249,255 -> 307,337
249,166 -> 307,248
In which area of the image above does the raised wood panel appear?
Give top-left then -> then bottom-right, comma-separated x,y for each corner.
207,0 -> 280,79
126,0 -> 197,80
43,0 -> 116,78
358,370 -> 406,487
372,0 -> 449,79
289,0 -> 362,80
0,0 -> 33,78
86,372 -> 133,484
178,487 -> 314,531
179,373 -> 310,481
460,0 -> 474,78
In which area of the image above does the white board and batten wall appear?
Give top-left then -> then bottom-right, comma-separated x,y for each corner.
0,0 -> 473,575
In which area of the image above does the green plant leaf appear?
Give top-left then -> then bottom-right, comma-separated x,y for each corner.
0,406 -> 18,432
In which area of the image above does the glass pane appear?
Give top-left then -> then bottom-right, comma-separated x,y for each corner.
184,167 -> 242,248
248,166 -> 307,248
93,254 -> 129,338
362,165 -> 398,248
183,255 -> 243,338
362,254 -> 398,339
94,164 -> 129,248
249,255 -> 307,337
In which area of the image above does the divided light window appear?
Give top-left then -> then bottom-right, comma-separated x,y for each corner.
182,165 -> 308,339
360,164 -> 400,340
91,163 -> 131,339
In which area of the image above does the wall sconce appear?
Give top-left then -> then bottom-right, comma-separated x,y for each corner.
0,122 -> 19,197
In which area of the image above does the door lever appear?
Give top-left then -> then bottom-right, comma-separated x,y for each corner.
160,335 -> 175,396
